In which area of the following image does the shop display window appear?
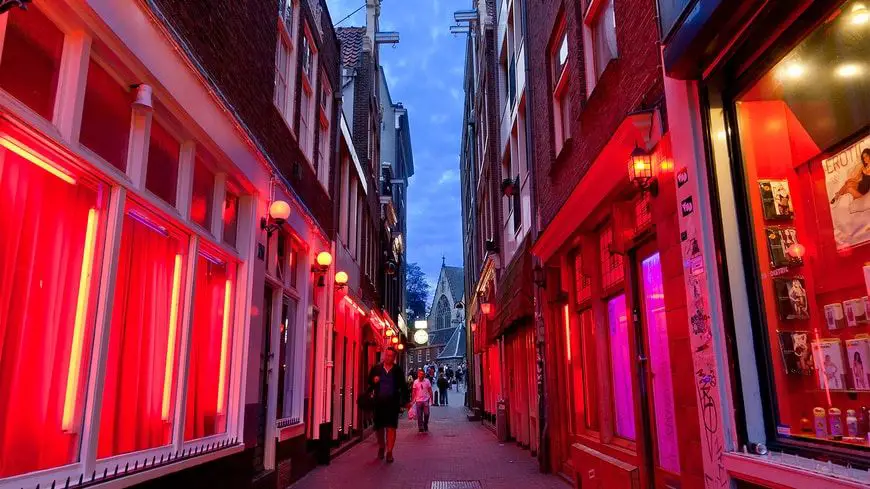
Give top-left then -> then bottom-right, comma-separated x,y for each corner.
80,57 -> 132,171
0,7 -> 63,120
0,140 -> 104,476
276,297 -> 298,421
190,156 -> 214,230
145,118 -> 180,206
733,0 -> 870,452
184,253 -> 235,440
98,208 -> 187,458
579,309 -> 600,432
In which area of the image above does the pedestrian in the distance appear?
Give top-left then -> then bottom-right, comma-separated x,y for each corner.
446,367 -> 454,390
437,373 -> 449,406
427,366 -> 439,406
368,347 -> 409,463
411,368 -> 433,433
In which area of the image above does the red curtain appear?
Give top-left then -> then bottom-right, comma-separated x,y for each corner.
0,149 -> 101,477
98,212 -> 185,458
184,255 -> 234,440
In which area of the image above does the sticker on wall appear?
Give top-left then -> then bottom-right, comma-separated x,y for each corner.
759,179 -> 795,220
824,134 -> 870,250
677,167 -> 689,188
681,231 -> 688,242
680,196 -> 694,217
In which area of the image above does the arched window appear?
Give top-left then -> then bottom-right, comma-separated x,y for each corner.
435,296 -> 450,330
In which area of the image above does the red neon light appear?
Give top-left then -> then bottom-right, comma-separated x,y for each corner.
563,305 -> 572,362
1,136 -> 76,185
162,254 -> 183,421
63,208 -> 97,431
216,280 -> 232,415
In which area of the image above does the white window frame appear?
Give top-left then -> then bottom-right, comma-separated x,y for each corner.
582,0 -> 618,95
275,0 -> 298,134
316,70 -> 331,192
299,24 -> 318,165
0,10 -> 255,488
552,19 -> 570,155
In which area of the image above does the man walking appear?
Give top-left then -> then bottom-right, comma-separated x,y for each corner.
437,373 -> 449,407
368,347 -> 409,463
411,369 -> 433,432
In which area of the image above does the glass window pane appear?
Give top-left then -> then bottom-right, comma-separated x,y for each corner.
0,7 -> 63,120
0,145 -> 103,477
222,190 -> 239,247
593,0 -> 618,79
184,254 -> 235,440
98,209 -> 187,458
600,225 -> 624,289
277,298 -> 299,420
607,294 -> 635,440
80,58 -> 131,171
146,119 -> 180,206
732,0 -> 870,450
190,157 -> 214,229
580,309 -> 600,431
641,253 -> 680,473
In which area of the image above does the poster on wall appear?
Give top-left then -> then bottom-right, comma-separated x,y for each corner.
777,331 -> 815,375
846,337 -> 870,391
824,134 -> 870,250
774,278 -> 810,320
766,227 -> 803,268
759,179 -> 795,220
812,339 -> 846,390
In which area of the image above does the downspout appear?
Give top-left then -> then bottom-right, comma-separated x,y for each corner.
520,0 -> 549,474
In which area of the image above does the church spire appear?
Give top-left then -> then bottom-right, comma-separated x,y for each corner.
442,254 -> 446,267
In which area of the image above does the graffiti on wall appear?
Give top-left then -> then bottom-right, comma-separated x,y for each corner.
675,166 -> 729,489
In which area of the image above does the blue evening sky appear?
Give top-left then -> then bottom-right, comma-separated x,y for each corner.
325,0 -> 465,291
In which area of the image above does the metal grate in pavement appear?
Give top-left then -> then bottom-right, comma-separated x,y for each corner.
431,482 -> 482,489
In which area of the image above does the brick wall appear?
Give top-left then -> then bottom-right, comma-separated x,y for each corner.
147,0 -> 341,234
526,0 -> 663,230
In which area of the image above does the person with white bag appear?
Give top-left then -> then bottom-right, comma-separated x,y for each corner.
411,368 -> 433,433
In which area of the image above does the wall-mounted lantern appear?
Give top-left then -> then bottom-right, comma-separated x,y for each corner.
628,146 -> 658,197
260,200 -> 291,237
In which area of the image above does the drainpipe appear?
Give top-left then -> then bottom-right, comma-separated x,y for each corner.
520,0 -> 550,474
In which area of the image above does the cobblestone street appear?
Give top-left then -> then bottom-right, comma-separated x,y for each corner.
290,390 -> 567,489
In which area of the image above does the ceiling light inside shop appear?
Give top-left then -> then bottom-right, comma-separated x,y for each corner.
778,62 -> 806,80
836,63 -> 862,78
851,3 -> 870,25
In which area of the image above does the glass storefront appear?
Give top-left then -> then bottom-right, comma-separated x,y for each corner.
718,0 -> 870,456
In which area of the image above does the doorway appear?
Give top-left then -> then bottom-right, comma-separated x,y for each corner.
254,286 -> 275,473
631,245 -> 681,489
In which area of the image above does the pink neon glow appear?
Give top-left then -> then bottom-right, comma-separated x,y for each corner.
607,294 -> 635,440
642,253 -> 680,473
62,208 -> 97,431
216,280 -> 232,414
563,305 -> 572,362
0,136 -> 76,185
162,254 -> 183,421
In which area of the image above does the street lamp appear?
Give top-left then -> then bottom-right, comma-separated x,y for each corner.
260,200 -> 291,237
628,146 -> 658,197
335,271 -> 349,289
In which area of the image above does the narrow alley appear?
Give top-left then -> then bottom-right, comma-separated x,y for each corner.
291,391 -> 565,489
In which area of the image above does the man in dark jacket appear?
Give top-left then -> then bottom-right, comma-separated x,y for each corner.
368,347 -> 409,463
436,373 -> 449,406
427,366 -> 439,406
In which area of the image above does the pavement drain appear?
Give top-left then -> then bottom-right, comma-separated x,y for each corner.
431,481 -> 482,489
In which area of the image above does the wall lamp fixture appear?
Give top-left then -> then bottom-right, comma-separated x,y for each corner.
260,200 -> 291,237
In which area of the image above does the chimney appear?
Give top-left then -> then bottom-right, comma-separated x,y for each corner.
364,0 -> 380,53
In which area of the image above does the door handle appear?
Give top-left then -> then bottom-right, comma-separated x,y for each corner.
637,355 -> 648,363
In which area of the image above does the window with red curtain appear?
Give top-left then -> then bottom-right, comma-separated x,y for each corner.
190,157 -> 214,230
222,189 -> 239,248
0,7 -> 64,120
184,253 -> 235,440
146,119 -> 180,206
579,309 -> 599,432
0,141 -> 104,477
97,208 -> 187,458
80,57 -> 131,171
